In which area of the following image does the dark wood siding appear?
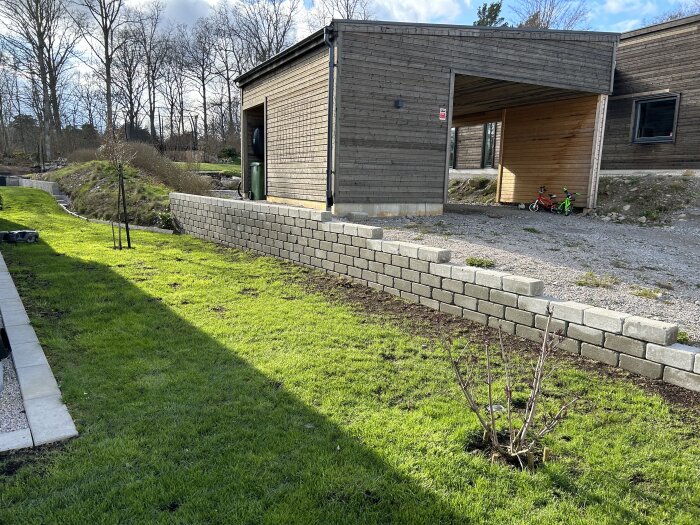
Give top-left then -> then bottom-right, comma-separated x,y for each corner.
602,19 -> 700,169
455,126 -> 483,169
335,24 -> 617,204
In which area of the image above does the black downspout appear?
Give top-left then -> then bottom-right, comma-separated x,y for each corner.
324,25 -> 335,208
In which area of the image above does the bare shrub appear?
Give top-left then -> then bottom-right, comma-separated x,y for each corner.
99,142 -> 211,195
67,148 -> 99,163
449,315 -> 577,470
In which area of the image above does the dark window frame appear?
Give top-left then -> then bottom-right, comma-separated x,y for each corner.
630,93 -> 681,144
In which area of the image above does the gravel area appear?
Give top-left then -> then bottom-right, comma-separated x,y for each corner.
0,356 -> 29,433
369,204 -> 700,341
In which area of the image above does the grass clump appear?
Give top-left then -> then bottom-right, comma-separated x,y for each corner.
523,227 -> 541,234
576,271 -> 619,288
631,286 -> 662,299
175,161 -> 241,176
465,256 -> 495,268
1,188 -> 699,524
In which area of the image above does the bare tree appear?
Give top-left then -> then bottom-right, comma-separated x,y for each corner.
74,0 -> 128,134
648,1 -> 700,24
237,0 -> 301,65
184,18 -> 217,142
134,0 -> 168,144
306,0 -> 374,30
511,0 -> 589,30
112,27 -> 146,141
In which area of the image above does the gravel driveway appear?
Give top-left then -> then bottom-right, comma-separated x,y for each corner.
369,204 -> 700,341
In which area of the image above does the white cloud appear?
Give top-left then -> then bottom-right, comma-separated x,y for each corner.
602,0 -> 658,16
373,0 -> 468,23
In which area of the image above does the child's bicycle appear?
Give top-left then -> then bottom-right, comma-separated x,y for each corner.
529,186 -> 558,212
552,188 -> 579,216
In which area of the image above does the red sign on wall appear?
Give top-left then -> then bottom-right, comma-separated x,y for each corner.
439,108 -> 447,121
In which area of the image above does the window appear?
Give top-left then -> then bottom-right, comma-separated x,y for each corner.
632,95 -> 680,144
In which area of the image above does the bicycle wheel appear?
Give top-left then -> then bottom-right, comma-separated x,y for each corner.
529,202 -> 539,212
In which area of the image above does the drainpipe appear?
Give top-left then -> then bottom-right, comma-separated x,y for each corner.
324,25 -> 335,208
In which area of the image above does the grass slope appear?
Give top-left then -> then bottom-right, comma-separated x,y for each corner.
0,188 -> 699,524
38,160 -> 171,227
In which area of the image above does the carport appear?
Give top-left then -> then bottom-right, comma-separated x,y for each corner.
236,21 -> 619,216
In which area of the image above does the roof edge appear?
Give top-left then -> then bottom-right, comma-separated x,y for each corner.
234,28 -> 326,87
622,14 -> 700,39
333,19 -> 620,41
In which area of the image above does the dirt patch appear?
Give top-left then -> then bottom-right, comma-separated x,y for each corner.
448,177 -> 498,204
296,270 -> 700,416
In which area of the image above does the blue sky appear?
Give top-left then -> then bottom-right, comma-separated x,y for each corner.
135,0 -> 695,36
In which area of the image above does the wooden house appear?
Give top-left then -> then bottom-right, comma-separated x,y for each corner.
236,20 -> 618,215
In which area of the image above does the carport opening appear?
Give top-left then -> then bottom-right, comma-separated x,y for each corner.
450,75 -> 606,208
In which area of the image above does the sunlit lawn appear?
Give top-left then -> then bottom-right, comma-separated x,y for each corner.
0,188 -> 698,524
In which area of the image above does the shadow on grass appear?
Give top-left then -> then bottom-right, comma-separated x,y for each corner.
0,214 -> 459,524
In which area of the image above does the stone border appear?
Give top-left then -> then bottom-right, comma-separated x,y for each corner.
170,193 -> 700,393
0,252 -> 78,452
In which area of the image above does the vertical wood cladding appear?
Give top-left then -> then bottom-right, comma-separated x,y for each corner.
602,18 -> 700,169
335,25 -> 616,204
242,48 -> 329,202
499,95 -> 600,207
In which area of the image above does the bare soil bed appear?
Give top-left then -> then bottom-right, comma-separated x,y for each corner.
369,204 -> 700,342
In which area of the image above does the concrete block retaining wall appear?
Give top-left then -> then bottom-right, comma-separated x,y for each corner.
170,193 -> 700,393
3,177 -> 61,196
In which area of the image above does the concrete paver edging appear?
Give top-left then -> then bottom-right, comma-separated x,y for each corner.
0,252 -> 78,453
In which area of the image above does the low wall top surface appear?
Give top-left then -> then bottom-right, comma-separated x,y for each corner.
170,193 -> 700,392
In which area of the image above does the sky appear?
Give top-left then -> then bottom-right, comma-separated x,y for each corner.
134,0 -> 696,37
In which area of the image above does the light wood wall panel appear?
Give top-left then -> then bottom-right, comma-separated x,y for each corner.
499,96 -> 600,207
242,48 -> 329,202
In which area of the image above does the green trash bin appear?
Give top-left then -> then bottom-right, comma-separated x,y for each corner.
250,162 -> 265,201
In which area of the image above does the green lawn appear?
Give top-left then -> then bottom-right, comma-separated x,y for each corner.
0,188 -> 698,524
175,161 -> 241,175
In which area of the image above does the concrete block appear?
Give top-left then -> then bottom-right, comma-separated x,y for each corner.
516,324 -> 544,343
440,303 -> 462,317
502,275 -> 544,297
442,278 -> 464,294
518,296 -> 551,315
16,363 -> 61,401
567,324 -> 605,346
402,268 -> 420,282
409,259 -> 430,273
505,308 -> 534,327
619,355 -> 664,379
384,264 -> 401,278
396,242 -> 420,258
420,297 -> 440,310
366,239 -> 383,250
6,324 -> 40,347
368,281 -> 383,292
623,317 -> 678,346
10,341 -> 49,369
604,334 -> 646,358
24,395 -> 79,446
581,343 -> 619,366
663,367 -> 700,392
489,289 -> 518,307
430,263 -> 453,278
375,252 -> 392,264
488,317 -> 515,334
355,225 -> 383,239
454,294 -> 478,311
696,355 -> 700,375
474,269 -> 507,289
401,291 -> 419,304
432,289 -> 453,304
463,284 -> 490,300
551,301 -> 590,324
392,255 -> 410,268
393,278 -> 412,293
451,265 -> 476,284
421,273 -> 441,288
558,338 -> 581,355
342,224 -> 358,236
534,314 -> 566,334
646,343 -> 698,371
380,241 -> 401,255
583,307 -> 628,334
463,309 -> 488,325
0,428 -> 33,453
412,283 -> 432,298
0,308 -> 30,327
417,246 -> 451,263
478,301 -> 504,318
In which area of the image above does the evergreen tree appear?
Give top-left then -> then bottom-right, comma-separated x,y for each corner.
474,1 -> 506,26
